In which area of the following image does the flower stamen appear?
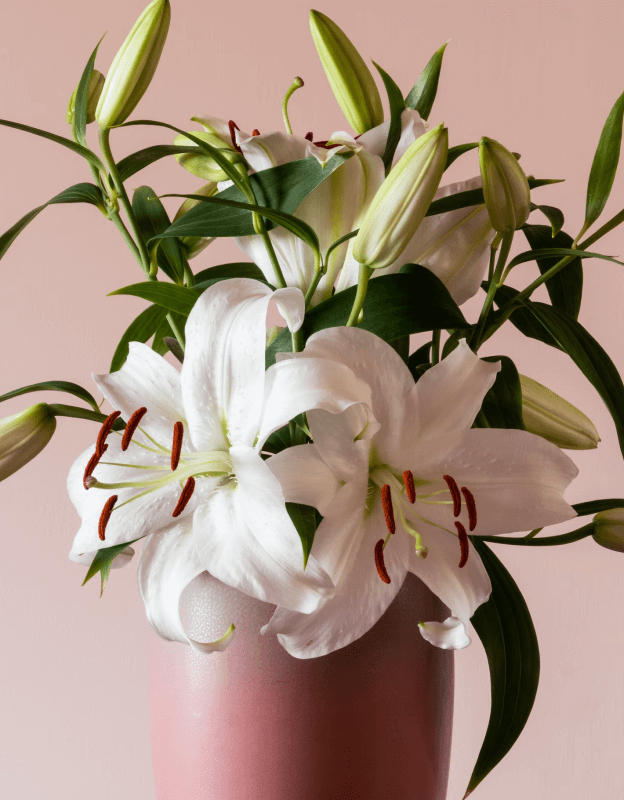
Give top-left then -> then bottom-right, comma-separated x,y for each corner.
96,410 -> 121,457
171,421 -> 184,471
99,495 -> 118,541
172,476 -> 196,517
252,128 -> 260,136
374,539 -> 391,583
381,484 -> 396,534
228,120 -> 242,153
121,407 -> 147,451
461,487 -> 477,531
402,470 -> 416,503
83,451 -> 101,490
455,520 -> 469,568
443,474 -> 462,517
305,131 -> 313,141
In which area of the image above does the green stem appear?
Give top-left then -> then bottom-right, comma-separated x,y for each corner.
258,225 -> 287,289
109,210 -> 143,267
431,330 -> 441,365
471,230 -> 514,351
347,265 -> 373,326
578,207 -> 624,250
478,523 -> 594,547
304,252 -> 325,308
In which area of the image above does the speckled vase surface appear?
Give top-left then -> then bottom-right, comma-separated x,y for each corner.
150,571 -> 454,800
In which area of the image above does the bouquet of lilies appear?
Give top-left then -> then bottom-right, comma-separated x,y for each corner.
2,1 -> 624,794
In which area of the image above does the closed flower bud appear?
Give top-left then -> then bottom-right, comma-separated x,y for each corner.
66,70 -> 105,126
593,508 -> 624,553
309,10 -> 383,135
520,374 -> 600,450
174,131 -> 242,182
353,123 -> 448,269
0,403 -> 56,482
173,182 -> 218,258
96,0 -> 171,129
479,137 -> 530,232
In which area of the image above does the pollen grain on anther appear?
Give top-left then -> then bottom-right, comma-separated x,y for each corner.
98,495 -> 118,541
252,129 -> 260,136
96,410 -> 121,457
403,470 -> 416,504
443,474 -> 462,517
461,487 -> 477,531
455,520 -> 469,568
83,451 -> 101,490
374,539 -> 391,584
171,421 -> 184,471
304,131 -> 314,141
381,484 -> 396,534
172,476 -> 196,518
228,120 -> 243,152
121,407 -> 147,451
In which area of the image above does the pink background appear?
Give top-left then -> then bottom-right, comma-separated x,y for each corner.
1,0 -> 623,797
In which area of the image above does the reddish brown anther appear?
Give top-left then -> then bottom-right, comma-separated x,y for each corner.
402,470 -> 416,504
99,495 -> 118,541
121,407 -> 147,451
455,521 -> 469,568
380,484 -> 396,534
83,451 -> 101,489
172,476 -> 196,518
252,128 -> 260,136
461,487 -> 477,531
304,131 -> 314,141
374,539 -> 391,584
96,410 -> 121,457
171,421 -> 184,471
443,474 -> 462,517
313,140 -> 333,149
228,120 -> 243,153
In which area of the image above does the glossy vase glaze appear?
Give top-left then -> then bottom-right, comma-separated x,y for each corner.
150,572 -> 454,800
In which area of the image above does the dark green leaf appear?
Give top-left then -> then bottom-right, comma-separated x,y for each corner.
373,62 -> 405,171
267,265 -> 469,365
405,42 -> 448,120
522,226 -> 583,319
286,503 -> 319,569
110,303 -> 168,372
117,144 -> 201,183
573,498 -> 624,516
48,403 -> 125,429
109,282 -> 198,315
151,315 -> 174,356
0,118 -> 105,170
407,341 -> 432,381
489,284 -> 562,350
325,230 -> 359,265
0,380 -> 100,412
82,539 -> 140,596
72,38 -> 103,146
506,247 -> 624,271
473,356 -> 526,430
132,185 -> 185,283
445,142 -> 478,171
426,177 -> 560,218
467,538 -> 540,797
529,203 -> 564,237
584,90 -> 624,232
262,425 -> 292,456
194,262 -> 265,283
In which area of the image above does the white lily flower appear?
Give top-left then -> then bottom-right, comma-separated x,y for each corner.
263,333 -> 578,658
67,279 -> 374,650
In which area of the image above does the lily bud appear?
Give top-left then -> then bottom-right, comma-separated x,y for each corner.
173,131 -> 242,182
520,374 -> 600,450
66,70 -> 105,126
592,508 -> 624,553
0,403 -> 56,482
479,137 -> 530,232
173,182 -> 218,258
96,0 -> 171,129
309,10 -> 383,135
353,123 -> 448,269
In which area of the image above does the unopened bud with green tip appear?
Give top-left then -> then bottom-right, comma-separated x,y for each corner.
66,70 -> 105,126
173,130 -> 243,182
592,508 -> 624,553
0,403 -> 56,482
520,374 -> 600,450
353,123 -> 448,269
479,137 -> 530,232
173,182 -> 218,258
96,0 -> 171,129
309,9 -> 383,135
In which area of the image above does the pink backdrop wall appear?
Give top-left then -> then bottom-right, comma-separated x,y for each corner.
1,0 -> 623,797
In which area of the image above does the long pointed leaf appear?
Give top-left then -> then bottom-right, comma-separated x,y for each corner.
83,539 -> 139,596
474,356 -> 525,430
117,144 -> 202,183
506,246 -> 624,271
0,381 -> 100,412
584,90 -> 624,232
72,37 -> 104,146
522,225 -> 583,319
110,303 -> 169,372
427,177 -> 560,217
446,142 -> 478,171
109,283 -> 198,315
405,42 -> 448,120
373,62 -> 405,171
132,186 -> 185,283
0,118 -> 105,171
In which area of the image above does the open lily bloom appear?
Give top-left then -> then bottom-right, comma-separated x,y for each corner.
265,332 -> 578,658
67,279 -> 374,651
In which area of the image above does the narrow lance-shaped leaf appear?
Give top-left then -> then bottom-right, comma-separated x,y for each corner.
529,203 -> 564,237
445,142 -> 478,171
286,503 -> 320,569
373,62 -> 405,171
405,41 -> 448,121
109,282 -> 198,316
193,262 -> 265,283
489,283 -> 562,350
83,539 -> 139,596
522,225 -> 583,320
0,381 -> 100,413
117,144 -> 205,183
110,303 -> 168,372
473,356 -> 526,431
466,537 -> 540,797
573,499 -> 624,516
72,37 -> 104,146
505,246 -> 624,273
0,118 -> 105,171
132,185 -> 185,283
427,177 -> 562,218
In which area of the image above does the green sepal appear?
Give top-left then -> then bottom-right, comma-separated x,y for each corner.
82,539 -> 140,597
373,62 -> 405,172
286,503 -> 321,569
405,41 -> 448,121
110,303 -> 168,372
0,380 -> 100,413
466,537 -> 540,797
473,356 -> 525,430
522,226 -> 582,319
132,185 -> 185,283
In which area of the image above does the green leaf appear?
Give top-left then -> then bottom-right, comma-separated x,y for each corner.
0,118 -> 105,171
82,539 -> 139,596
325,230 -> 359,265
48,403 -> 125,429
405,41 -> 448,121
0,182 -> 105,262
522,226 -> 583,319
110,303 -> 168,372
407,341 -> 432,380
267,265 -> 469,365
505,246 -> 624,272
489,284 -> 562,350
426,177 -> 560,218
573,498 -> 624,516
151,314 -> 174,356
0,380 -> 100,412
445,142 -> 478,171
286,503 -> 320,569
132,185 -> 185,283
529,203 -> 564,237
474,356 -> 526,430
117,144 -> 201,183
109,282 -> 198,316
466,537 -> 540,797
72,37 -> 103,146
373,62 -> 405,171
262,424 -> 292,456
193,262 -> 265,283
584,90 -> 624,233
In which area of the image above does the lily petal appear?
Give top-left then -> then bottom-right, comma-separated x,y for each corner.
357,108 -> 427,167
419,617 -> 471,649
267,443 -> 341,516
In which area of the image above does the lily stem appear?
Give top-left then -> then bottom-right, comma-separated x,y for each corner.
478,523 -> 594,547
470,230 -> 514,351
431,330 -> 441,365
347,265 -> 374,327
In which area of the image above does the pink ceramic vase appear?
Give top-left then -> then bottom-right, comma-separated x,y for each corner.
150,572 -> 454,800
